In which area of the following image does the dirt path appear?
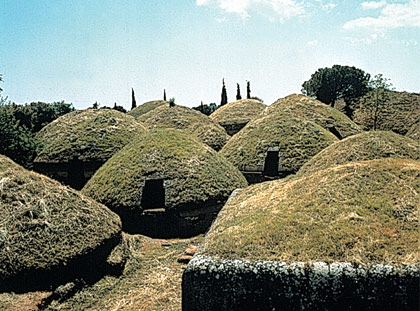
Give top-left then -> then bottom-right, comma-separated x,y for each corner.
0,234 -> 203,311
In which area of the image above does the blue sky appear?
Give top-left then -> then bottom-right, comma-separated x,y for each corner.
0,0 -> 419,110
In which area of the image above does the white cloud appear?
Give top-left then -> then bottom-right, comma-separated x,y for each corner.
344,0 -> 420,31
307,39 -> 319,46
360,0 -> 387,10
196,0 -> 305,21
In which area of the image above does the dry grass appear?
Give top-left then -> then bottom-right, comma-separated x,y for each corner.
82,129 -> 247,212
0,155 -> 121,281
344,90 -> 420,135
297,131 -> 420,176
0,292 -> 51,311
210,99 -> 266,126
128,100 -> 168,119
406,117 -> 419,141
40,234 -> 204,311
202,158 -> 420,265
35,109 -> 146,162
266,94 -> 361,138
136,104 -> 229,151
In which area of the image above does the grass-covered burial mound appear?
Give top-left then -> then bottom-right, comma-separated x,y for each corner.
266,94 -> 361,139
219,113 -> 338,183
82,129 -> 247,237
210,99 -> 266,135
0,155 -> 122,293
34,109 -> 146,189
203,158 -> 419,263
183,158 -> 419,310
298,131 -> 420,176
128,100 -> 168,119
135,104 -> 229,151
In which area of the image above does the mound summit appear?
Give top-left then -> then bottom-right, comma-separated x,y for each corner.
266,94 -> 361,139
210,99 -> 266,135
135,104 -> 229,151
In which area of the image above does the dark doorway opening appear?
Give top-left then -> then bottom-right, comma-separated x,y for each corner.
68,156 -> 85,190
328,126 -> 342,139
141,179 -> 165,210
263,151 -> 279,177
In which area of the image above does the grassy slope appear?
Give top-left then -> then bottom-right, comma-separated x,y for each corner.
35,109 -> 146,162
297,131 -> 420,176
82,129 -> 247,211
220,113 -> 338,172
202,158 -> 419,265
136,104 -> 229,151
210,99 -> 266,126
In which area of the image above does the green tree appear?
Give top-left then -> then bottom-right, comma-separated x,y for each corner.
164,89 -> 167,101
302,65 -> 370,118
0,103 -> 36,168
113,102 -> 127,113
359,74 -> 395,130
169,97 -> 175,107
246,81 -> 251,99
221,79 -> 228,106
236,83 -> 242,100
131,88 -> 137,110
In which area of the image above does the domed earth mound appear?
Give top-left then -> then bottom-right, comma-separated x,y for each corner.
202,158 -> 419,264
297,131 -> 420,176
128,100 -> 168,119
34,109 -> 146,189
35,109 -> 146,162
136,104 -> 229,151
82,129 -> 247,237
219,113 -> 338,183
0,155 -> 122,293
266,94 -> 361,139
342,90 -> 420,134
210,99 -> 266,135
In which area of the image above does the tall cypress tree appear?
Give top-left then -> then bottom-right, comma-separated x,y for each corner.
246,81 -> 251,99
131,88 -> 137,110
221,79 -> 228,106
164,89 -> 167,101
236,83 -> 242,100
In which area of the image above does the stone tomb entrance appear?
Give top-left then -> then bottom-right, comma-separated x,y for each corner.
141,179 -> 165,210
263,147 -> 279,177
327,126 -> 343,139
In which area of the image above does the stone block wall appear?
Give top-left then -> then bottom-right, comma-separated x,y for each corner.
182,255 -> 419,311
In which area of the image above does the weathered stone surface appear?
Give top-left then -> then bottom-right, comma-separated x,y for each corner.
182,255 -> 419,311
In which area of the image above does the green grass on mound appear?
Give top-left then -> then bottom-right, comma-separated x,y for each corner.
266,94 -> 361,138
297,131 -> 420,176
219,113 -> 338,173
210,99 -> 266,126
136,104 -> 229,151
0,155 -> 121,281
202,158 -> 420,265
82,129 -> 247,211
128,100 -> 168,119
35,109 -> 146,162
